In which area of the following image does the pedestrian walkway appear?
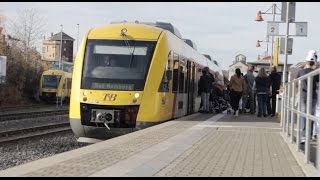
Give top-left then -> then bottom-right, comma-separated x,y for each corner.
0,113 -> 308,177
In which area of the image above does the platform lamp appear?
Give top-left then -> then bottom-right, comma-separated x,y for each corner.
256,36 -> 271,59
255,3 -> 281,67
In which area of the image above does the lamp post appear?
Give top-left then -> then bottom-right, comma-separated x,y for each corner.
256,36 -> 271,58
282,2 -> 290,86
255,3 -> 281,67
59,24 -> 63,70
76,24 -> 79,53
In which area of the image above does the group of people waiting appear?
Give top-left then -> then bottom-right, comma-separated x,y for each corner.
197,50 -> 319,141
228,49 -> 319,141
228,65 -> 281,117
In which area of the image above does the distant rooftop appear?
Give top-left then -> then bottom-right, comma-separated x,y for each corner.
50,32 -> 74,41
248,55 -> 292,66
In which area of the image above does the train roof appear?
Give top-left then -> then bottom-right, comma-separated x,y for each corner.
202,54 -> 212,60
90,22 -> 223,79
42,69 -> 72,76
110,21 -> 182,39
89,23 -> 163,40
184,39 -> 197,50
213,60 -> 219,66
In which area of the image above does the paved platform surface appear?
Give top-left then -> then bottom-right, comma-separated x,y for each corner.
0,113 -> 306,177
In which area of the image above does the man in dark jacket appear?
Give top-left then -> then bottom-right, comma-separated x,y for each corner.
268,66 -> 281,117
199,67 -> 214,111
198,68 -> 213,113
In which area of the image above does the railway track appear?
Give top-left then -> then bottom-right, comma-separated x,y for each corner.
0,104 -> 53,111
0,109 -> 69,122
0,122 -> 71,143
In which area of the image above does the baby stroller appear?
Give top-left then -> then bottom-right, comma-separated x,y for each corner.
210,85 -> 229,114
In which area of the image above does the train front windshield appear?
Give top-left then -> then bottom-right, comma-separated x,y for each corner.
42,75 -> 61,88
81,40 -> 156,91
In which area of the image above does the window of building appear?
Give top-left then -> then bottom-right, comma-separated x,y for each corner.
64,41 -> 66,44
64,48 -> 66,51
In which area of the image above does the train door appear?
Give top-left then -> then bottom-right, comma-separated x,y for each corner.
172,54 -> 187,118
186,60 -> 195,114
194,65 -> 203,111
192,63 -> 196,113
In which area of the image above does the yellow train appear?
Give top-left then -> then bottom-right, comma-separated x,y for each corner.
69,21 -> 223,141
39,69 -> 72,102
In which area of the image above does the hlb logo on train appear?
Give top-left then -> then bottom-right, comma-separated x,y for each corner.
103,93 -> 117,101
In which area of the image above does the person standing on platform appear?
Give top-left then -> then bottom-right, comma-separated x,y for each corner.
198,67 -> 213,113
268,66 -> 281,117
229,68 -> 246,116
253,68 -> 271,117
244,65 -> 256,114
296,51 -> 319,143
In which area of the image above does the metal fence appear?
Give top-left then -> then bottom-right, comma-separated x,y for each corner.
281,67 -> 320,170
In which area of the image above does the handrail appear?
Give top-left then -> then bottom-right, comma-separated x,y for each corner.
280,67 -> 320,171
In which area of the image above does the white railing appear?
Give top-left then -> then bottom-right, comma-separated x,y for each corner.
280,67 -> 320,171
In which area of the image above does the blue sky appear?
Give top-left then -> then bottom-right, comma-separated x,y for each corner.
1,2 -> 319,70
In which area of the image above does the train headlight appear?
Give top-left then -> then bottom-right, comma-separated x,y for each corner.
134,93 -> 140,98
83,91 -> 88,96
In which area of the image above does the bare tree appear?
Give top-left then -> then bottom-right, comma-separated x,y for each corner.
0,10 -> 47,106
8,8 -> 46,62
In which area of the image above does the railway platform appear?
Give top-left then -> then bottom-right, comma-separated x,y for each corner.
0,112 -> 318,177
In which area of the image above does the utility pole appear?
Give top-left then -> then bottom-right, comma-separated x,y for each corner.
270,4 -> 276,68
77,24 -> 79,53
59,24 -> 63,70
282,2 -> 290,86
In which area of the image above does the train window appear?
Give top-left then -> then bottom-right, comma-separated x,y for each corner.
196,67 -> 202,97
42,75 -> 61,88
158,51 -> 172,92
158,71 -> 169,92
184,61 -> 189,94
67,78 -> 72,89
179,65 -> 184,93
172,55 -> 179,93
81,39 -> 156,91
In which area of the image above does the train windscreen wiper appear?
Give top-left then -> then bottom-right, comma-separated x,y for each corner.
124,40 -> 135,68
121,29 -> 135,68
